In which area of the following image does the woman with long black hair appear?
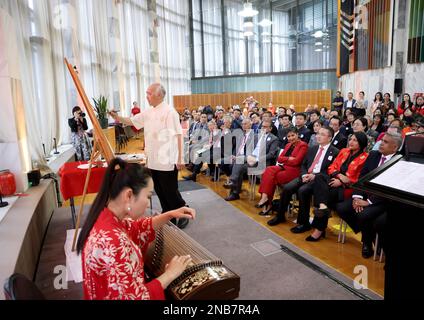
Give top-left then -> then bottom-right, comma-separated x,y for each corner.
77,158 -> 195,300
304,132 -> 369,242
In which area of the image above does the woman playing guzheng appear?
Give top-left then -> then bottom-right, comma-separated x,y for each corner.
76,158 -> 195,300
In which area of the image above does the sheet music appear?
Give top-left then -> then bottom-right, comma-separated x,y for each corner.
371,161 -> 424,196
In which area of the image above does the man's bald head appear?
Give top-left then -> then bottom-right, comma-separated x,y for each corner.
146,83 -> 166,107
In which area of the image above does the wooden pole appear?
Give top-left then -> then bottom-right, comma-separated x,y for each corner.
71,140 -> 100,252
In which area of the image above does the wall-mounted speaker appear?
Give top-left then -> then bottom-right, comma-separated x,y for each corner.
394,78 -> 403,94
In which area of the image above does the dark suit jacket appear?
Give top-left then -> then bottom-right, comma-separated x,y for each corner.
255,133 -> 280,167
300,144 -> 339,176
353,150 -> 393,205
297,126 -> 312,144
231,118 -> 243,130
68,117 -> 88,133
277,125 -> 293,148
331,131 -> 348,150
343,99 -> 357,110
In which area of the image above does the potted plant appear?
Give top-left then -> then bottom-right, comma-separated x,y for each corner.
93,95 -> 109,129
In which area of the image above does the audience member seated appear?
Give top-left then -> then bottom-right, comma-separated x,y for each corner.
413,95 -> 424,116
268,126 -> 339,226
302,132 -> 369,242
184,120 -> 220,182
336,131 -> 402,258
255,127 -> 308,215
294,112 -> 312,143
369,92 -> 383,117
306,110 -> 320,131
329,116 -> 347,150
250,112 -> 261,134
381,93 -> 395,116
277,114 -> 294,148
231,108 -> 243,130
224,118 -> 257,201
397,93 -> 413,117
352,117 -> 375,152
353,91 -> 367,117
308,120 -> 323,148
261,111 -> 279,136
341,111 -> 355,136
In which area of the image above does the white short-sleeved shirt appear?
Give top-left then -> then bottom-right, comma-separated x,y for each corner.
130,102 -> 182,171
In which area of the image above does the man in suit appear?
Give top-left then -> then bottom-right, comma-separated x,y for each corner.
247,119 -> 280,168
268,126 -> 339,226
260,111 -> 279,136
336,131 -> 402,258
343,92 -> 356,113
329,116 -> 347,150
277,114 -> 294,148
231,108 -> 243,130
225,118 -> 257,201
295,113 -> 312,143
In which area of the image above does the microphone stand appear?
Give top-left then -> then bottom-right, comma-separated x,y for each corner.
53,138 -> 59,154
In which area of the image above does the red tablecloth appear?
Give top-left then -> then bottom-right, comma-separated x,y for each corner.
58,161 -> 107,201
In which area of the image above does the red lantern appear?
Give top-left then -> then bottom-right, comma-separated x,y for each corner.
0,170 -> 16,196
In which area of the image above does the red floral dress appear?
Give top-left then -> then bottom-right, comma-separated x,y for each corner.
82,208 -> 165,300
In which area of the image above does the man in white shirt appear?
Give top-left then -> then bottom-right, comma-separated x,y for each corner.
109,83 -> 189,228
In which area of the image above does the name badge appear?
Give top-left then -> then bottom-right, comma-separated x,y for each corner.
334,140 -> 338,145
300,134 -> 304,138
267,137 -> 271,141
328,156 -> 333,161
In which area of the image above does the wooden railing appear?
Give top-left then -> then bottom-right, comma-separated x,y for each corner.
173,89 -> 332,113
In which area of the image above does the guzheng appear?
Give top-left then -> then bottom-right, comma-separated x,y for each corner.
145,222 -> 240,300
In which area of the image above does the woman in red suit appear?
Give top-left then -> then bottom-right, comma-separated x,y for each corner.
305,131 -> 369,242
256,127 -> 308,215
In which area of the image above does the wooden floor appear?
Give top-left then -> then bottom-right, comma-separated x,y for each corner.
63,137 -> 385,297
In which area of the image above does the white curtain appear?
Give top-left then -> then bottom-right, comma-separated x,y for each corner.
226,0 -> 246,75
0,0 -> 191,165
157,0 -> 191,105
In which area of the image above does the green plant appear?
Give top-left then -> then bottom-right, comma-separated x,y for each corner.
93,95 -> 108,120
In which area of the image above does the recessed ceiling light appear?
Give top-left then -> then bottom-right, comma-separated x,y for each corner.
258,19 -> 272,27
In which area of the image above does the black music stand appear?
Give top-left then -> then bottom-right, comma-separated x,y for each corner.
353,154 -> 424,300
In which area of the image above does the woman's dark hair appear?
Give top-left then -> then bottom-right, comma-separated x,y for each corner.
384,92 -> 391,99
72,106 -> 81,114
374,92 -> 383,102
76,158 -> 152,254
352,131 -> 368,151
354,117 -> 369,131
400,93 -> 412,109
312,119 -> 324,128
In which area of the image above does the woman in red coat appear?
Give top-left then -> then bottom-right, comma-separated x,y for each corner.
305,131 -> 369,242
256,127 -> 308,215
77,158 -> 195,300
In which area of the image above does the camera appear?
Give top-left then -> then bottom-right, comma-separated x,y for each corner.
78,112 -> 86,117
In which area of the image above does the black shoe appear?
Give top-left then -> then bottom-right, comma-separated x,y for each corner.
267,216 -> 285,226
183,174 -> 196,182
225,193 -> 240,201
362,243 -> 374,259
255,200 -> 269,208
290,224 -> 312,234
177,218 -> 189,229
305,230 -> 326,242
258,207 -> 272,216
223,182 -> 234,189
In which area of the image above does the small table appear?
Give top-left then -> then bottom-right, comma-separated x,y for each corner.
58,161 -> 107,227
58,158 -> 150,227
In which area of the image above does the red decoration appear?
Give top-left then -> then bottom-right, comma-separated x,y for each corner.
0,170 -> 16,196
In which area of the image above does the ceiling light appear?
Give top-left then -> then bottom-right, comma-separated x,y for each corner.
261,31 -> 271,36
243,31 -> 254,37
315,42 -> 322,46
312,30 -> 324,38
258,19 -> 272,27
314,48 -> 323,52
237,2 -> 258,17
